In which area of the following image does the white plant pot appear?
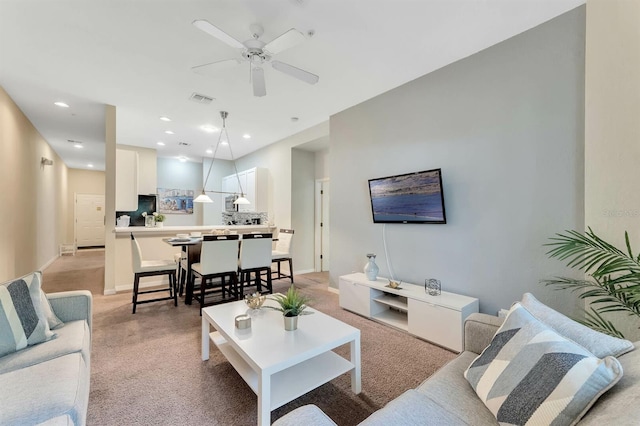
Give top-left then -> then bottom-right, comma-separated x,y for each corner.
155,222 -> 163,228
283,315 -> 298,331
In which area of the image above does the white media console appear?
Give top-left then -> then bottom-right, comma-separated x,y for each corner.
339,273 -> 479,352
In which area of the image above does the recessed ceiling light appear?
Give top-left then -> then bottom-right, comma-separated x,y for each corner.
157,141 -> 165,146
87,164 -> 94,168
243,134 -> 251,139
201,125 -> 219,133
74,144 -> 83,149
220,140 -> 229,146
206,148 -> 213,154
54,102 -> 69,108
159,116 -> 171,122
165,130 -> 174,135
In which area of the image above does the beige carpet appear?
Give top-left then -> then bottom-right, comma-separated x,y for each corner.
42,252 -> 456,425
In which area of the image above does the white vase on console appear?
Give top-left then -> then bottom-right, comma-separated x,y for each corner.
364,253 -> 379,281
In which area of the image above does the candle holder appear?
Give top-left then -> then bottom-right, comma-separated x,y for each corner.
425,278 -> 441,296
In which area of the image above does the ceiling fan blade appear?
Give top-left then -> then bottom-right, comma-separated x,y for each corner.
264,29 -> 306,55
271,61 -> 319,85
192,59 -> 241,76
192,19 -> 244,49
252,67 -> 266,97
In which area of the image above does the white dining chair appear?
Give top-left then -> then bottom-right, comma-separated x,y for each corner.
271,228 -> 294,283
238,233 -> 273,297
130,234 -> 177,314
190,235 -> 240,313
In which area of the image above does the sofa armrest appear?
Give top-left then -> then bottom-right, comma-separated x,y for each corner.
47,291 -> 93,333
464,313 -> 504,354
273,405 -> 337,426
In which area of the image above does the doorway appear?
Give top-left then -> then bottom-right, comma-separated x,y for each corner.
315,179 -> 330,272
75,193 -> 105,248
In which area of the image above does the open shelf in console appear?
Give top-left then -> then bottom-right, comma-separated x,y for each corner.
372,294 -> 408,312
371,309 -> 408,331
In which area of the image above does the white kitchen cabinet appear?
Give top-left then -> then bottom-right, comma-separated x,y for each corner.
222,167 -> 268,212
338,273 -> 479,352
115,149 -> 138,211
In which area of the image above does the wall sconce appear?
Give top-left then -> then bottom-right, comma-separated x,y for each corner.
41,157 -> 54,167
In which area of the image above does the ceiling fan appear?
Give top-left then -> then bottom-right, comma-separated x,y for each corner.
192,20 -> 319,97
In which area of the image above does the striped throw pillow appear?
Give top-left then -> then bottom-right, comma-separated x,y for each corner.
464,303 -> 623,426
0,271 -> 55,357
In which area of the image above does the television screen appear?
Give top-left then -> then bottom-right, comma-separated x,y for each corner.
368,168 -> 446,224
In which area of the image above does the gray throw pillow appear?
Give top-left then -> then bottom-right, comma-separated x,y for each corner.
521,293 -> 634,358
465,303 -> 623,426
0,271 -> 55,357
40,289 -> 64,330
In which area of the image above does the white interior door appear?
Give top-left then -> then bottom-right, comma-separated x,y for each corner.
75,193 -> 105,247
315,179 -> 330,272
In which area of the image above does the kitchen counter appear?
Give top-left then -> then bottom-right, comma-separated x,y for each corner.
114,224 -> 275,235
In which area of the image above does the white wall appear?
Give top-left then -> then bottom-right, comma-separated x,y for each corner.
585,0 -> 640,339
330,7 -> 586,317
291,149 -> 316,273
315,148 -> 330,180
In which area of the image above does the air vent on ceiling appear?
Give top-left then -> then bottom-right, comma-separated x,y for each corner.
189,92 -> 215,104
67,139 -> 82,144
178,142 -> 191,146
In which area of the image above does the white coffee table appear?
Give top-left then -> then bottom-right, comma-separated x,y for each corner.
202,297 -> 361,426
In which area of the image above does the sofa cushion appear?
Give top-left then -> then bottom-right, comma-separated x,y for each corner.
0,352 -> 90,425
360,389 -> 472,425
417,351 -> 499,425
578,342 -> 640,425
0,320 -> 90,374
0,271 -> 55,357
521,293 -> 634,358
465,303 -> 623,426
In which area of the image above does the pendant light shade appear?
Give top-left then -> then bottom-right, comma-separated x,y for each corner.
194,111 -> 251,206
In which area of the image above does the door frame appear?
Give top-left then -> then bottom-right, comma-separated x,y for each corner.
314,178 -> 329,272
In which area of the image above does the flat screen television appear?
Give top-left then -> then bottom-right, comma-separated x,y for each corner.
368,168 -> 446,224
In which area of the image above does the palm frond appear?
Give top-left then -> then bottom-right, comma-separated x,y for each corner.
577,307 -> 625,339
545,228 -> 640,279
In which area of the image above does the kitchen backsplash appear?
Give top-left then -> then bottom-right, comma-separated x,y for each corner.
222,211 -> 269,226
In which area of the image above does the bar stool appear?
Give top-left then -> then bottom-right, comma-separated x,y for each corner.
130,234 -> 178,314
190,235 -> 240,312
271,229 -> 294,283
238,233 -> 273,297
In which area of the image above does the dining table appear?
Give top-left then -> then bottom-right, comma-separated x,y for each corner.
163,236 -> 203,305
163,233 -> 278,305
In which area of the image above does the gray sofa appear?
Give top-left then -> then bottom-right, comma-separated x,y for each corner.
0,290 -> 92,425
273,313 -> 640,425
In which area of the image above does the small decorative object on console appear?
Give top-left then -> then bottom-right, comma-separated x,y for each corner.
387,279 -> 402,289
425,278 -> 441,296
364,253 -> 379,281
245,292 -> 266,310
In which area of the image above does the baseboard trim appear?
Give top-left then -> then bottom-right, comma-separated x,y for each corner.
294,269 -> 315,275
40,255 -> 59,272
327,286 -> 339,295
103,289 -> 116,296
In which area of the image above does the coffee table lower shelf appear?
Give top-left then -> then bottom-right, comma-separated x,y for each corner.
211,331 -> 354,410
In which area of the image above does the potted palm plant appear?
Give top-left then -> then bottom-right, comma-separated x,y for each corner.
543,227 -> 640,338
266,285 -> 313,330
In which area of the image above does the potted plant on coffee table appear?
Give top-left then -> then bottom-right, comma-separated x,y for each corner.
266,285 -> 313,331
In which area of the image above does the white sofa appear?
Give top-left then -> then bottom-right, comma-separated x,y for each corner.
0,290 -> 92,425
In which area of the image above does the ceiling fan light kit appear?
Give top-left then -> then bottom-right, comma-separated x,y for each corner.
192,19 -> 319,97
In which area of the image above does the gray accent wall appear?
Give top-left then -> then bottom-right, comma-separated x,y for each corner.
329,7 -> 586,316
